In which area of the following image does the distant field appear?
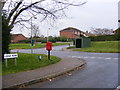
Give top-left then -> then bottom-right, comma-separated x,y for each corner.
9,42 -> 70,49
72,41 -> 119,53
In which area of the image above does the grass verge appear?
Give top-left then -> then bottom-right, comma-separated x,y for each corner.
67,46 -> 75,49
2,53 -> 61,75
69,41 -> 119,53
9,42 -> 70,49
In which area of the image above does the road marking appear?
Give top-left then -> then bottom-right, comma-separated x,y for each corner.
105,58 -> 111,60
90,57 -> 96,59
70,56 -> 118,60
83,57 -> 89,58
77,57 -> 82,58
113,58 -> 118,60
71,56 -> 77,58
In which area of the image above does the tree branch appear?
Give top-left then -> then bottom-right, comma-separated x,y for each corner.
57,1 -> 86,6
14,19 -> 30,24
33,5 -> 57,18
7,0 -> 23,23
9,0 -> 45,29
8,0 -> 86,29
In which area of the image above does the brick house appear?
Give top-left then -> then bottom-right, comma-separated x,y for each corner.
11,34 -> 28,43
113,28 -> 120,34
59,27 -> 95,39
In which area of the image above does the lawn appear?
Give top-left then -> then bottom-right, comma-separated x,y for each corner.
2,53 -> 61,75
9,42 -> 70,49
71,41 -> 119,53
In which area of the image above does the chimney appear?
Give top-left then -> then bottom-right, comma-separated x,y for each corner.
86,31 -> 89,33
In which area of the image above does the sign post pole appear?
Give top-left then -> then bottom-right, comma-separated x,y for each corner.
14,58 -> 17,66
5,59 -> 8,68
4,53 -> 18,67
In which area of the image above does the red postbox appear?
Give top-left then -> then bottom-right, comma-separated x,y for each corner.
46,42 -> 52,50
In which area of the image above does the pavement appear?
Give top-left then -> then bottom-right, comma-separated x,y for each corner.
2,58 -> 86,89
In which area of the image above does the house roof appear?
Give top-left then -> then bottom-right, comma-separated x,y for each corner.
11,34 -> 27,40
59,27 -> 84,32
113,28 -> 120,34
59,27 -> 96,36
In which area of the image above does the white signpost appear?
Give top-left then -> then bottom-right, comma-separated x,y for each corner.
4,53 -> 18,68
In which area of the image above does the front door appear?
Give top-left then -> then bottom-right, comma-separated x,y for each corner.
76,39 -> 82,48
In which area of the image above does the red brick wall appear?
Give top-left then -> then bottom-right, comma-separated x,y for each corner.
12,35 -> 27,43
60,31 -> 78,39
60,27 -> 96,38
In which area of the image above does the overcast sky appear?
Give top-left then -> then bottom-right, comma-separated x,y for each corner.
10,0 -> 119,37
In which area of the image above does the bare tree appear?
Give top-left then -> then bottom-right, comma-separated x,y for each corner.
90,27 -> 114,35
2,0 -> 86,57
3,0 -> 86,30
32,24 -> 40,37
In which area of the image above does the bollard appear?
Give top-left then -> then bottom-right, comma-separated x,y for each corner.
39,56 -> 42,61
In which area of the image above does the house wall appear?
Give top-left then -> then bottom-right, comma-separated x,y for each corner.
60,29 -> 83,39
60,31 -> 77,39
12,35 -> 28,43
60,27 -> 96,39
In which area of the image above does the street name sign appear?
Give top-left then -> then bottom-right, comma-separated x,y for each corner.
4,53 -> 18,68
4,53 -> 18,59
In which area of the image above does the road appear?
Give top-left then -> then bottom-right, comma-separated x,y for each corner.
11,45 -> 119,88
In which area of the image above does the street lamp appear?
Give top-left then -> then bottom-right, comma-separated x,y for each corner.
30,0 -> 38,54
47,28 -> 50,42
31,17 -> 33,54
30,0 -> 37,54
30,16 -> 37,54
30,0 -> 33,54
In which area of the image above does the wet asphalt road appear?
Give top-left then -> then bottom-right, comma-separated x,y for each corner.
11,45 -> 119,88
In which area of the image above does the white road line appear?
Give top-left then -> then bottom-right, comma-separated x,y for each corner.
90,57 -> 96,59
71,56 -> 77,58
83,57 -> 89,58
77,57 -> 82,58
70,56 -> 118,60
113,58 -> 118,60
105,58 -> 111,60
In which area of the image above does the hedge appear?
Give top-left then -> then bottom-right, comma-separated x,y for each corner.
89,35 -> 119,41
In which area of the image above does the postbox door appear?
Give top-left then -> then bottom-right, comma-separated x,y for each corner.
46,42 -> 52,50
